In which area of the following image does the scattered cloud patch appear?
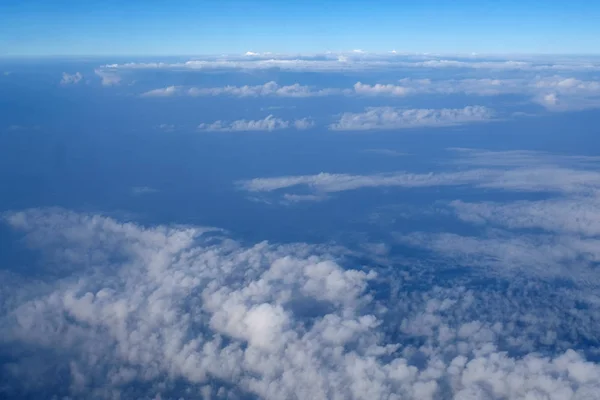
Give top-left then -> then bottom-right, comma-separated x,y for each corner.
198,115 -> 313,132
60,72 -> 82,85
94,68 -> 121,86
354,82 -> 413,96
142,81 -> 341,98
2,208 -> 600,398
141,85 -> 180,97
156,123 -> 176,132
330,106 -> 494,131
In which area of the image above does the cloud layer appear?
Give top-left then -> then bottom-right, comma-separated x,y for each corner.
3,207 -> 600,399
330,106 -> 494,130
198,115 -> 314,132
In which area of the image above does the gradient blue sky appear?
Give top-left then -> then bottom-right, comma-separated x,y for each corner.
1,0 -> 600,56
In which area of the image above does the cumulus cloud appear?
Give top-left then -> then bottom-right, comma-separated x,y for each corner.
60,72 -> 83,85
94,68 -> 121,86
198,115 -> 314,132
330,106 -> 494,131
2,208 -> 600,399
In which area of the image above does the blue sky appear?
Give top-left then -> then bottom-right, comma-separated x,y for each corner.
2,0 -> 600,55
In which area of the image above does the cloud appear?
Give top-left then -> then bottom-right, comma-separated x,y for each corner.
238,149 -> 600,208
330,106 -> 494,131
198,115 -> 313,132
281,193 -> 328,203
100,54 -> 600,72
156,123 -> 176,132
140,85 -> 180,97
134,75 -> 600,111
365,149 -> 409,156
238,169 -> 497,194
60,72 -> 83,85
293,118 -> 315,130
2,208 -> 600,398
94,68 -> 121,86
353,82 -> 413,96
451,196 -> 600,237
141,81 -> 342,98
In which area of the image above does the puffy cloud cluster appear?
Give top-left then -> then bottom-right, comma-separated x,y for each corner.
330,106 -> 493,131
198,115 -> 314,132
60,72 -> 83,85
2,208 -> 600,399
142,81 -> 341,98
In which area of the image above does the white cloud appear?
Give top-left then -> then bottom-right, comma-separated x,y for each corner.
2,208 -> 600,399
293,118 -> 315,130
330,106 -> 494,131
140,85 -> 180,97
281,193 -> 328,203
156,123 -> 176,132
141,81 -> 341,98
198,115 -> 313,132
100,54 -> 600,72
353,82 -> 413,96
60,72 -> 83,85
451,195 -> 600,237
94,68 -> 121,86
238,149 -> 600,208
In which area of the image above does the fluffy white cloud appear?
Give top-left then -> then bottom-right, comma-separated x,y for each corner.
198,115 -> 314,132
330,106 -> 494,131
94,68 -> 121,86
60,72 -> 83,85
2,208 -> 600,399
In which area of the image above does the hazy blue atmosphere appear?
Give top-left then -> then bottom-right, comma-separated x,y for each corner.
3,2 -> 600,400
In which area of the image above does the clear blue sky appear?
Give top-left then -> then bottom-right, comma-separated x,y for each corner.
1,0 -> 599,56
